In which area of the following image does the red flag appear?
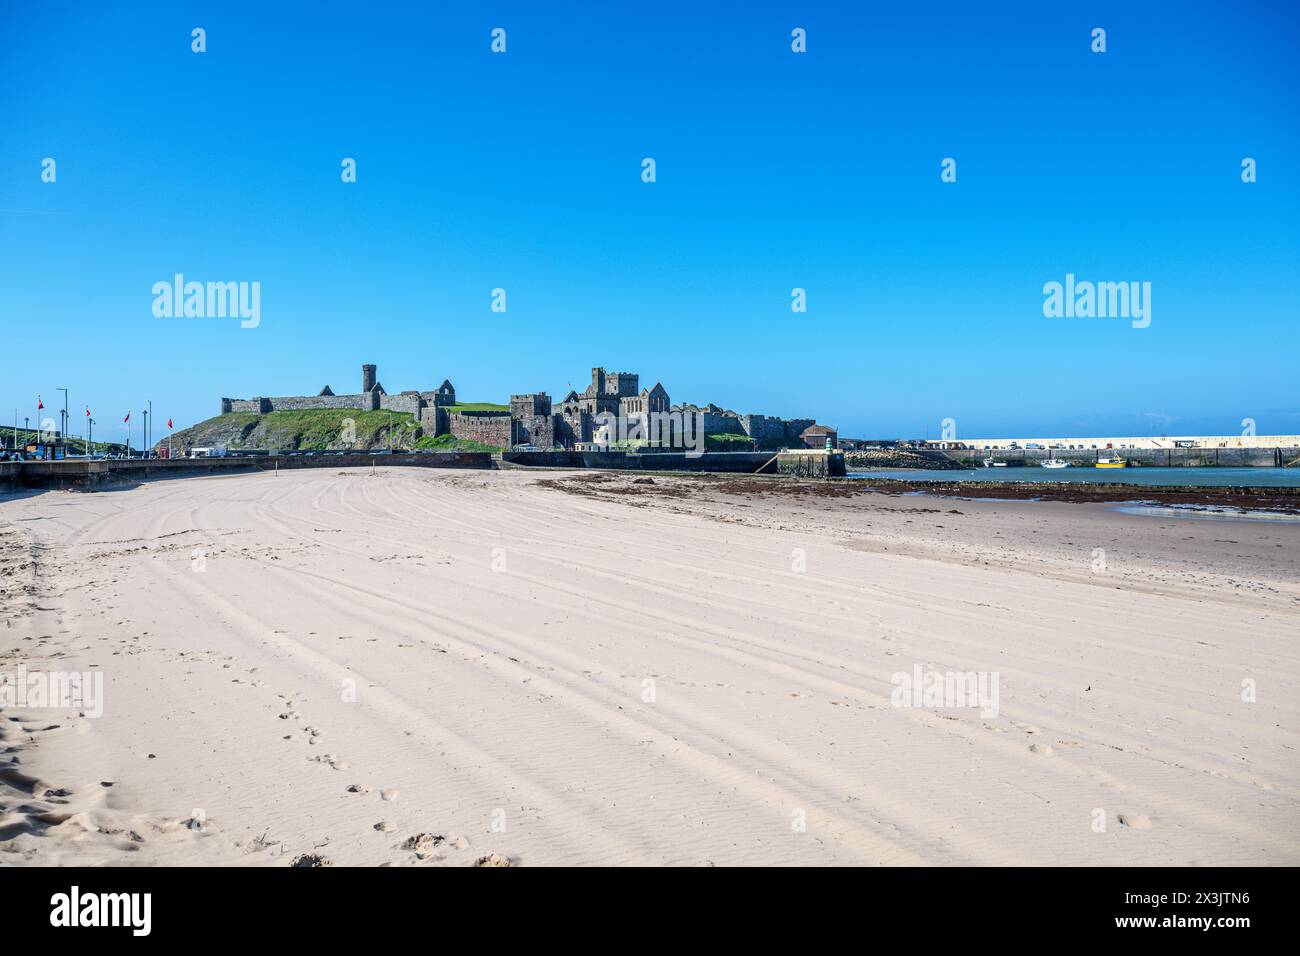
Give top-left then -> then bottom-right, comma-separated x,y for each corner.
123,412 -> 130,423
85,407 -> 90,417
167,418 -> 173,429
37,396 -> 43,410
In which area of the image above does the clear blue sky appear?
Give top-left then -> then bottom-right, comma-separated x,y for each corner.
2,1 -> 1297,441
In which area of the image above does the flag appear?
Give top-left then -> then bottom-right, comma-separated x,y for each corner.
37,396 -> 43,410
123,412 -> 130,423
85,407 -> 90,417
167,418 -> 173,429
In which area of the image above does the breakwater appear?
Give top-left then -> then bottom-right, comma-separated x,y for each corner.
1,453 -> 493,491
946,447 -> 1298,468
3,449 -> 807,493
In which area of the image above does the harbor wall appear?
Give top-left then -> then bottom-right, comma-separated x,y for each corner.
501,450 -> 778,473
943,447 -> 1299,468
776,451 -> 848,478
4,454 -> 495,491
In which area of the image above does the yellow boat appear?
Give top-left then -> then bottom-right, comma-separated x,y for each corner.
1095,456 -> 1127,468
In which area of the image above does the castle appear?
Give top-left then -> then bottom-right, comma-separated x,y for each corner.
219,364 -> 826,450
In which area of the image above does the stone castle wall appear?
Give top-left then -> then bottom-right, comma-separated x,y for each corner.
220,364 -> 813,454
222,397 -> 271,414
513,414 -> 555,448
738,413 -> 783,443
221,394 -> 380,414
266,392 -> 381,412
450,411 -> 512,448
380,392 -> 423,418
782,418 -> 815,441
704,412 -> 745,435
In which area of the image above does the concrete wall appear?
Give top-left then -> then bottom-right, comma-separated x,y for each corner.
937,435 -> 1300,451
0,461 -> 22,493
253,453 -> 490,472
943,447 -> 1300,468
8,453 -> 496,491
501,450 -> 778,473
777,451 -> 847,478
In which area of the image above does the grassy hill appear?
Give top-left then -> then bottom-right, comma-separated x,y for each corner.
3,427 -> 128,457
445,402 -> 509,413
156,408 -> 504,454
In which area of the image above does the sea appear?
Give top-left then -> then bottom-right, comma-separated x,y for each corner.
847,467 -> 1300,489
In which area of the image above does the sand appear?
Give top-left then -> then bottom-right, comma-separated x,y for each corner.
2,467 -> 1297,866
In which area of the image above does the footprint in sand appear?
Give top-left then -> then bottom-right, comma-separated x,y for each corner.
401,832 -> 445,859
1028,743 -> 1054,756
474,852 -> 512,867
1117,813 -> 1153,829
373,820 -> 396,833
309,754 -> 349,771
380,788 -> 399,801
346,784 -> 372,794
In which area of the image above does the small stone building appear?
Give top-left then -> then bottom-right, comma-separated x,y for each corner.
800,424 -> 838,449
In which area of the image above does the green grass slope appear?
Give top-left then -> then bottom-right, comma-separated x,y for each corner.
158,407 -> 512,454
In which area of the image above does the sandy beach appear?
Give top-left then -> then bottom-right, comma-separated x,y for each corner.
2,467 -> 1297,866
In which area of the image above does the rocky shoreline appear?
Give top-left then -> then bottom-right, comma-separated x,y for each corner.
854,478 -> 1300,513
842,449 -> 966,470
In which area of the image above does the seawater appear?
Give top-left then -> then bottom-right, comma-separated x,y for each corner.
848,467 -> 1300,489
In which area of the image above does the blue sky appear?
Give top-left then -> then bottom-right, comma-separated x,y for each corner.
2,0 -> 1297,441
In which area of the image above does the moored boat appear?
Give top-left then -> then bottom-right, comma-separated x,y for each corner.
1095,456 -> 1127,468
1042,458 -> 1069,468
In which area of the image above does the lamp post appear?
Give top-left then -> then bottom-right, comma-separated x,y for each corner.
89,418 -> 95,455
57,387 -> 68,451
147,399 -> 153,458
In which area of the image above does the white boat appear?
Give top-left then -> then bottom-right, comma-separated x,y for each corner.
982,457 -> 1008,468
1041,458 -> 1069,469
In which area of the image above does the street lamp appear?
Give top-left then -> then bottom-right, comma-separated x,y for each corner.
57,387 -> 68,450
